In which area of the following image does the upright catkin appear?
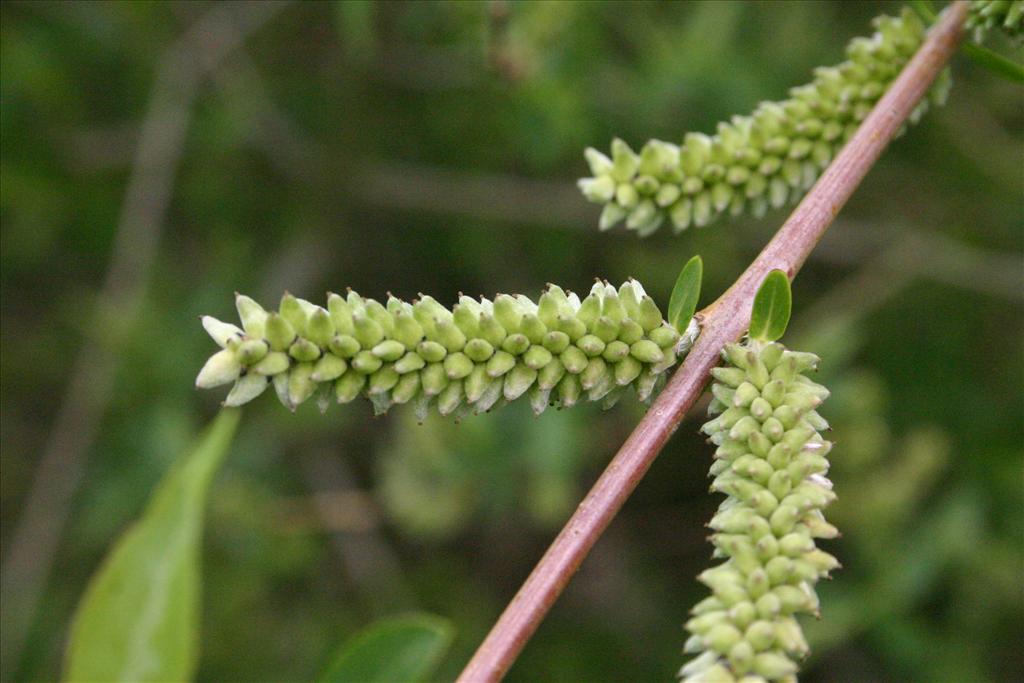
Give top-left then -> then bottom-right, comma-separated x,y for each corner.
196,281 -> 693,419
680,340 -> 838,683
577,8 -> 950,236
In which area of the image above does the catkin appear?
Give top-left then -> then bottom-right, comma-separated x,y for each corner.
967,0 -> 1024,42
196,281 -> 691,420
578,8 -> 950,236
679,340 -> 838,683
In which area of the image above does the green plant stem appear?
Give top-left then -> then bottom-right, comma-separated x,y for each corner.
455,3 -> 969,681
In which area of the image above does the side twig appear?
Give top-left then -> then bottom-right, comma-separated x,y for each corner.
456,3 -> 969,681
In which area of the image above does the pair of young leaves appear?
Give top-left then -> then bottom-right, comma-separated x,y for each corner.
669,256 -> 793,344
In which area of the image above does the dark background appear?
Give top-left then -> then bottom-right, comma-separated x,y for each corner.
2,1 -> 1022,681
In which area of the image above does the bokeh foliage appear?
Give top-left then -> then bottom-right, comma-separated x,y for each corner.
1,1 -> 1021,681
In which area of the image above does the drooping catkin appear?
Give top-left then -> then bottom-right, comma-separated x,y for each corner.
196,281 -> 693,420
679,340 -> 838,683
578,8 -> 950,236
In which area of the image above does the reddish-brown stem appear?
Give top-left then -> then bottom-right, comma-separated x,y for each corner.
457,4 -> 968,681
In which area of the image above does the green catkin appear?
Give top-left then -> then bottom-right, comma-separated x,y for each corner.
196,280 -> 694,419
680,340 -> 838,683
966,0 -> 1024,42
577,8 -> 951,236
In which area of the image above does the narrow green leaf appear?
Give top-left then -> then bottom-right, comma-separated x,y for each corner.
319,613 -> 454,683
749,270 -> 792,342
64,409 -> 242,683
962,42 -> 1024,84
667,255 -> 703,333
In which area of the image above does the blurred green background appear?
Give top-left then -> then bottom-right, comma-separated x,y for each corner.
2,1 -> 1022,681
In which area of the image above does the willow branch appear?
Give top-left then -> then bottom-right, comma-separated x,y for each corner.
456,3 -> 969,681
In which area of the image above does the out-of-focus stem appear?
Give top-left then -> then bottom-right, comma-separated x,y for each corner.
0,4 -> 288,677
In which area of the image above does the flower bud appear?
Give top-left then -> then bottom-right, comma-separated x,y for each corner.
391,372 -> 420,404
635,368 -> 661,402
394,351 -> 425,374
601,340 -> 630,363
558,346 -> 587,374
287,363 -> 316,406
501,333 -> 530,356
592,316 -> 620,343
485,350 -> 516,378
686,611 -> 729,636
236,339 -> 268,365
523,345 -> 553,370
492,294 -> 522,332
329,334 -> 361,358
711,367 -> 747,388
265,313 -> 296,352
351,350 -> 383,375
649,324 -> 679,349
289,337 -> 321,363
417,340 -> 447,363
392,310 -> 424,347
504,364 -> 537,401
420,362 -> 448,397
464,365 -> 490,404
444,352 -> 475,380
279,294 -> 308,336
543,330 -> 571,354
464,338 -> 495,363
224,373 -> 268,407
537,358 -> 566,391
520,314 -> 548,344
306,308 -> 335,347
372,339 -> 407,362
353,313 -> 384,348
334,371 -> 366,404
368,365 -> 400,395
705,623 -> 743,654
557,373 -> 581,408
478,313 -> 507,347
576,334 -> 606,357
752,652 -> 797,679
202,316 -> 243,349
235,295 -> 268,339
311,353 -> 347,382
475,377 -> 504,413
436,380 -> 463,416
629,339 -> 664,364
617,319 -> 644,345
434,319 -> 467,352
327,293 -> 354,336
253,351 -> 289,376
196,349 -> 241,389
745,620 -> 776,652
614,356 -> 642,386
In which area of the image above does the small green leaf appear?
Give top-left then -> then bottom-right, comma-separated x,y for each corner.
667,255 -> 703,333
319,613 -> 454,683
64,409 -> 241,683
749,270 -> 792,342
962,42 -> 1024,84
